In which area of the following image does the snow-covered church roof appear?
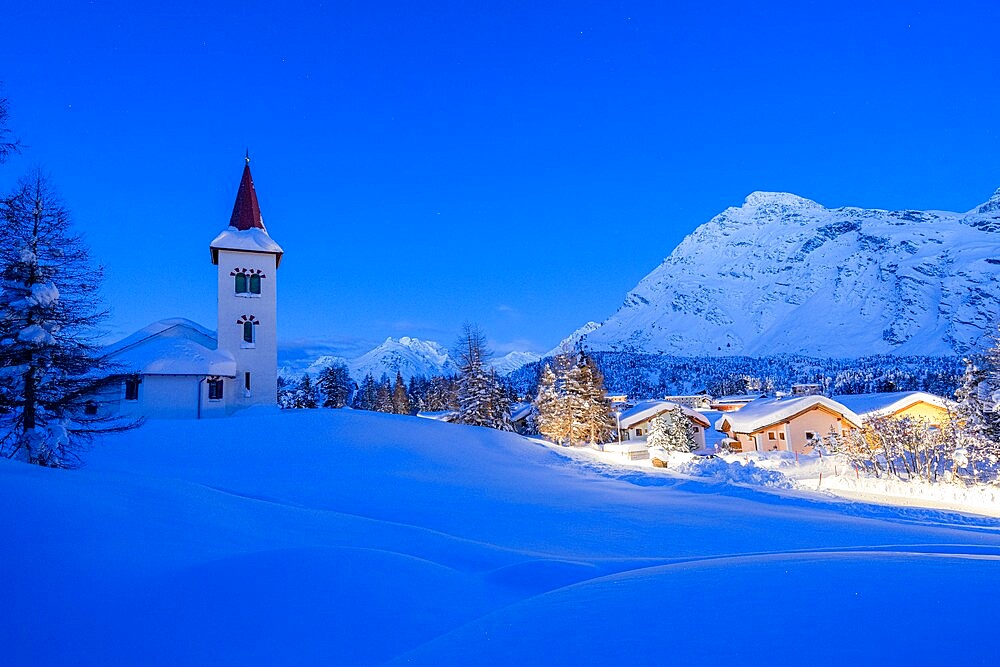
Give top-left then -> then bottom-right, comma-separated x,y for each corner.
210,160 -> 284,266
105,318 -> 236,377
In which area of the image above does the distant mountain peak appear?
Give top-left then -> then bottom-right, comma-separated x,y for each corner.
742,191 -> 821,209
975,187 -> 1000,214
576,190 -> 1000,358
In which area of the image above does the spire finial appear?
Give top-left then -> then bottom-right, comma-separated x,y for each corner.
245,149 -> 251,165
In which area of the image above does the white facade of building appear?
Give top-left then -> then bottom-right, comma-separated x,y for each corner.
103,160 -> 282,418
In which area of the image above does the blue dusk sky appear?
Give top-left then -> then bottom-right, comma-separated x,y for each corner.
2,1 -> 999,360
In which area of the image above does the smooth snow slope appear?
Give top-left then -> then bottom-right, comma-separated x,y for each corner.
3,409 -> 1000,665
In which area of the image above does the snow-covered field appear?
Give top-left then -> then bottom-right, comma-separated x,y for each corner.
4,409 -> 1000,665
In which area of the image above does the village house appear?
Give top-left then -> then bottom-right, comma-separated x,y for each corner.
617,399 -> 711,449
715,395 -> 862,454
709,393 -> 767,412
100,158 -> 283,419
832,391 -> 953,428
663,394 -> 713,409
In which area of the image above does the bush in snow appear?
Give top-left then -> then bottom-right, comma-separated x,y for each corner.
0,170 -> 136,468
837,413 -> 999,485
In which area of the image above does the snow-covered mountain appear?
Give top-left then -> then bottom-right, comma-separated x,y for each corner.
490,351 -> 541,376
579,190 -> 1000,358
290,336 -> 538,380
346,336 -> 457,380
545,321 -> 602,357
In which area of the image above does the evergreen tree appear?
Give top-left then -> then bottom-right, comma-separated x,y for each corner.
646,407 -> 696,452
534,363 -> 568,444
424,374 -> 458,411
0,171 -> 133,467
534,350 -> 613,446
954,358 -> 991,441
317,361 -> 352,408
0,90 -> 20,165
284,374 -> 318,409
352,374 -> 377,410
455,323 -> 512,429
407,375 -> 428,413
392,370 -> 412,415
374,373 -> 394,413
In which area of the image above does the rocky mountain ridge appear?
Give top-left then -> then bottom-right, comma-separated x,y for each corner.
577,189 -> 1000,357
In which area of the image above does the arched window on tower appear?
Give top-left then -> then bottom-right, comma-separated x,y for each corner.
249,273 -> 261,294
243,321 -> 255,344
235,272 -> 248,293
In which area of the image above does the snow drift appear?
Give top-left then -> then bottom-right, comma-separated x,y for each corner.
2,409 -> 1000,664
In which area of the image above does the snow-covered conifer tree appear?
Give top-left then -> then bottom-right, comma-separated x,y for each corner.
392,371 -> 412,415
352,374 -> 378,411
374,374 -> 394,413
455,323 -> 512,430
0,170 -> 133,467
646,407 -> 696,452
534,363 -> 567,444
0,90 -> 20,164
317,361 -> 352,408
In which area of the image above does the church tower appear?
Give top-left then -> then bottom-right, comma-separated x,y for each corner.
210,157 -> 283,411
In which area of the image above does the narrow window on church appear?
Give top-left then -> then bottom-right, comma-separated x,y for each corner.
249,274 -> 261,294
84,400 -> 98,415
235,272 -> 248,293
208,378 -> 224,400
125,377 -> 139,401
245,372 -> 251,392
243,321 -> 255,344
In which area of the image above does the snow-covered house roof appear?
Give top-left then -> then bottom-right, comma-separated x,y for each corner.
210,161 -> 284,267
715,396 -> 861,434
105,318 -> 236,377
710,393 -> 767,406
618,400 -> 711,429
416,410 -> 459,423
831,391 -> 952,420
509,403 -> 534,423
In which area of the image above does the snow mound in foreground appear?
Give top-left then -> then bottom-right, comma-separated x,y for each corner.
675,456 -> 794,488
3,409 -> 1000,664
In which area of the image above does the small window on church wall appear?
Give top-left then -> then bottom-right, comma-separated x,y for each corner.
208,379 -> 224,400
243,321 -> 255,343
249,274 -> 261,294
125,377 -> 139,401
245,372 -> 251,391
235,273 -> 248,293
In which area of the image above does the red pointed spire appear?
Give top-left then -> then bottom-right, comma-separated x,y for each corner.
229,156 -> 265,231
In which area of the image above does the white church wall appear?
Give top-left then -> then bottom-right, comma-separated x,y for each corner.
216,248 -> 279,413
109,376 -> 231,420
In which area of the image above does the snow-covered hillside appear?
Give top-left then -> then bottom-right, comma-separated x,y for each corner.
581,190 -> 1000,357
544,320 -> 601,357
3,410 -> 1000,663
